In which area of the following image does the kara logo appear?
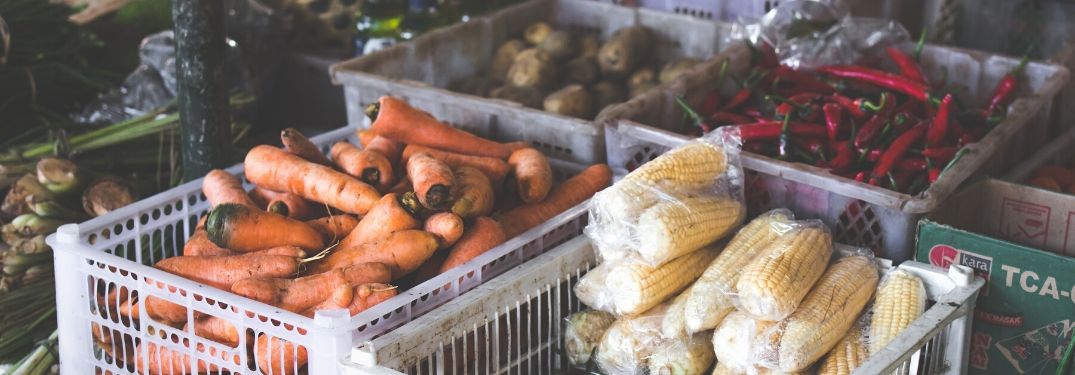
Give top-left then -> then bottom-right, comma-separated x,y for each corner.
928,244 -> 993,293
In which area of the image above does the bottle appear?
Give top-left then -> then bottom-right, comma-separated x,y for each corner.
352,0 -> 406,56
398,0 -> 441,41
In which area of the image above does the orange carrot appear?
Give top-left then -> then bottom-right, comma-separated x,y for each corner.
255,334 -> 308,375
367,135 -> 404,164
504,141 -> 531,153
252,245 -> 307,258
305,215 -> 360,242
206,203 -> 324,252
281,127 -> 332,166
203,169 -> 258,208
245,145 -> 381,215
368,96 -> 516,158
357,129 -> 376,148
407,152 -> 454,210
450,166 -> 495,218
338,193 -> 420,250
402,145 -> 510,184
252,187 -> 325,219
309,230 -> 440,278
508,148 -> 553,203
500,164 -> 612,237
183,229 -> 234,256
136,341 -> 241,375
232,262 -> 391,313
424,212 -> 465,249
188,315 -> 243,347
302,283 -> 398,317
331,141 -> 395,191
406,251 -> 447,286
440,217 -> 507,272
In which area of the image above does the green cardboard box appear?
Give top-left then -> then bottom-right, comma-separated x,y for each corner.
917,179 -> 1075,375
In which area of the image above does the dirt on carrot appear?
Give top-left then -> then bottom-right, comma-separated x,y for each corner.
407,152 -> 455,210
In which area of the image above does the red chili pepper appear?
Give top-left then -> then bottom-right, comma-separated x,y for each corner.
778,116 -> 793,160
886,47 -> 928,84
710,112 -> 754,125
775,103 -> 795,117
922,146 -> 958,162
948,118 -> 968,139
928,167 -> 942,183
774,66 -> 836,94
829,141 -> 854,172
864,148 -> 883,162
795,138 -> 826,155
733,122 -> 828,141
985,55 -> 1029,115
818,65 -> 930,101
722,89 -> 752,112
742,107 -> 765,119
701,91 -> 721,115
827,95 -> 867,119
754,42 -> 779,69
675,96 -> 713,134
926,94 -> 953,146
855,171 -> 868,182
891,170 -> 916,192
789,92 -> 823,104
853,93 -> 896,148
872,121 -> 929,180
895,157 -> 928,171
823,103 -> 843,142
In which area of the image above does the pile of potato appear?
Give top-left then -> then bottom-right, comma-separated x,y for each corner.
454,22 -> 702,119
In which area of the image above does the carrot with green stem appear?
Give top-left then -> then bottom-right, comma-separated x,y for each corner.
232,262 -> 391,313
203,169 -> 258,208
508,147 -> 553,203
402,145 -> 510,184
331,141 -> 395,191
245,145 -> 381,215
305,215 -> 360,242
424,212 -> 465,249
308,229 -> 440,278
450,166 -> 495,218
338,193 -> 421,250
407,152 -> 455,210
440,217 -> 507,272
367,96 -> 518,159
281,128 -> 333,166
206,203 -> 325,252
302,283 -> 398,317
500,164 -> 612,237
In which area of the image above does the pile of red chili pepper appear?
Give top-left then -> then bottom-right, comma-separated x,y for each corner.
679,41 -> 1029,195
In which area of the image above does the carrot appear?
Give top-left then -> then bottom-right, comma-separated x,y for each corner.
309,229 -> 440,278
368,96 -> 517,158
424,212 -> 465,249
136,341 -> 242,375
183,229 -> 234,256
338,193 -> 420,250
389,175 -> 412,195
188,315 -> 242,347
206,203 -> 325,252
280,127 -> 332,166
1033,165 -> 1075,187
202,169 -> 258,208
405,251 -> 447,286
245,145 -> 380,215
252,245 -> 307,258
504,141 -> 531,153
402,145 -> 510,184
508,148 -> 553,203
450,166 -> 495,218
302,283 -> 398,317
255,334 -> 308,375
440,217 -> 506,272
305,215 -> 360,242
1029,175 -> 1061,192
407,152 -> 455,210
231,262 -> 391,313
500,164 -> 612,237
366,134 -> 404,164
357,129 -> 376,148
331,141 -> 395,191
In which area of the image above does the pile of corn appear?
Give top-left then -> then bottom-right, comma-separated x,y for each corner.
568,138 -> 930,374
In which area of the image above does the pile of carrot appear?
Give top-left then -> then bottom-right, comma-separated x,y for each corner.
92,96 -> 611,375
1027,164 -> 1075,194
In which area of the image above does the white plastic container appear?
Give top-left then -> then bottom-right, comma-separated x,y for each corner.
339,236 -> 984,375
48,125 -> 595,375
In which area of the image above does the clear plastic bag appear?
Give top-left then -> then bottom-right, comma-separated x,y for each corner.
866,267 -> 927,354
712,310 -> 778,373
817,321 -> 870,375
594,303 -> 670,375
564,310 -> 617,368
587,128 -> 746,267
576,244 -> 721,316
734,219 -> 833,321
647,331 -> 715,375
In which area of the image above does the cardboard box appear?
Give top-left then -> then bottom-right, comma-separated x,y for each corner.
917,178 -> 1075,375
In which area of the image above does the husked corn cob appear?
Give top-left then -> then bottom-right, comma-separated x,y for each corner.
711,311 -> 776,372
661,285 -> 693,338
574,262 -> 614,312
637,196 -> 743,265
778,256 -> 879,372
565,310 -> 617,366
648,332 -> 715,375
736,225 -> 833,321
596,304 -> 669,374
710,363 -> 808,375
684,209 -> 794,333
607,245 -> 721,315
818,323 -> 869,375
869,269 -> 926,354
625,141 -> 727,188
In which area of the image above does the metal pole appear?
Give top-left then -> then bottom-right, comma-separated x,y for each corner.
173,0 -> 230,181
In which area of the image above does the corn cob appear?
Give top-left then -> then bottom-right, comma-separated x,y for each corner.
565,310 -> 618,367
818,323 -> 869,375
778,256 -> 879,372
574,262 -> 614,312
684,209 -> 794,333
636,196 -> 743,265
710,363 -> 809,375
710,362 -> 743,375
648,331 -> 715,375
868,269 -> 926,354
711,311 -> 776,372
736,224 -> 833,321
607,245 -> 721,315
625,141 -> 728,188
595,304 -> 669,374
661,285 -> 693,338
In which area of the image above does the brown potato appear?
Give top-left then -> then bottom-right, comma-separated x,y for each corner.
627,67 -> 656,90
491,85 -> 544,109
564,55 -> 599,85
578,36 -> 600,58
629,81 -> 657,97
506,48 -> 558,89
490,39 -> 528,82
544,85 -> 594,119
524,22 -> 553,45
538,31 -> 578,60
598,26 -> 654,79
592,81 -> 628,110
659,58 -> 702,84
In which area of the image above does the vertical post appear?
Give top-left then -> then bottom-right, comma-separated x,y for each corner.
173,0 -> 230,181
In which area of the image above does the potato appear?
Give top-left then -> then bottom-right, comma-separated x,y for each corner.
506,48 -> 558,89
457,77 -> 494,97
564,56 -> 598,85
537,31 -> 577,60
578,36 -> 600,58
598,26 -> 654,79
524,22 -> 553,45
627,67 -> 656,90
491,85 -> 543,109
592,81 -> 627,109
543,84 -> 594,119
629,81 -> 658,97
490,39 -> 528,82
659,58 -> 702,84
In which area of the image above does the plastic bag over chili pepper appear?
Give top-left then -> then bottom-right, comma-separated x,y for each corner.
729,0 -> 910,69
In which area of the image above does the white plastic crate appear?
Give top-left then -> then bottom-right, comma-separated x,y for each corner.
47,124 -> 596,375
599,41 -> 1070,261
339,236 -> 984,375
330,0 -> 735,165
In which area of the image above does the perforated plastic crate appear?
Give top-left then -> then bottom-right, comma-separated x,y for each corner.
48,125 -> 596,375
599,41 -> 1070,261
340,236 -> 984,375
